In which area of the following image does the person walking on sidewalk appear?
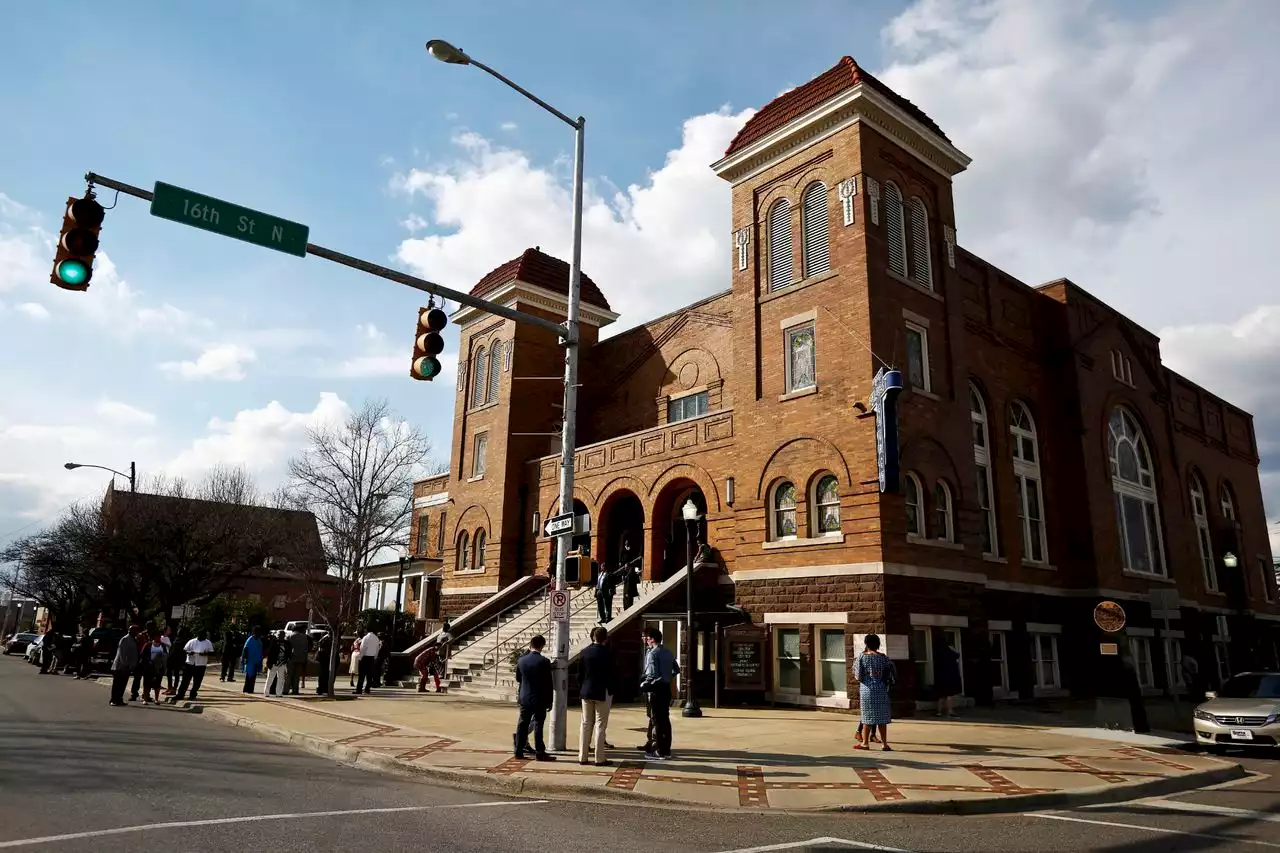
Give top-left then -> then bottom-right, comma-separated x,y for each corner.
354,627 -> 381,695
264,631 -> 290,696
109,626 -> 141,707
145,633 -> 169,704
854,633 -> 895,752
220,620 -> 241,683
513,635 -> 556,762
640,626 -> 679,761
578,626 -> 615,766
241,627 -> 266,694
172,629 -> 214,703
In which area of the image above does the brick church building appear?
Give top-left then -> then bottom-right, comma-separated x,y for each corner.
408,56 -> 1280,711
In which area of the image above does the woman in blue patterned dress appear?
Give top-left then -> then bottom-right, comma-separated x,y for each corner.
854,633 -> 895,751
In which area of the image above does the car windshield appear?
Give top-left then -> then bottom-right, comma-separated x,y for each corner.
16,634 -> 36,641
1218,673 -> 1280,699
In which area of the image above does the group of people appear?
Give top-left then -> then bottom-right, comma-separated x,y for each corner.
591,560 -> 642,625
108,624 -> 214,707
511,624 -> 680,764
233,625 -> 322,696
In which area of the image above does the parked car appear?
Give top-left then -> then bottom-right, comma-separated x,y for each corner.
85,627 -> 127,673
285,621 -> 328,644
3,633 -> 37,655
24,634 -> 44,664
1193,671 -> 1280,751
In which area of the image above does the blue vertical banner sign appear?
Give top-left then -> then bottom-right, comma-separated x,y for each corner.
870,368 -> 904,493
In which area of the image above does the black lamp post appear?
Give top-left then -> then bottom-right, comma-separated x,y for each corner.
681,497 -> 704,718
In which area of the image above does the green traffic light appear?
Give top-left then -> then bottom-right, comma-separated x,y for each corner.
55,259 -> 90,287
413,356 -> 442,380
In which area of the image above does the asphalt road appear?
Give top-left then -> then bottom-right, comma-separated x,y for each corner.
0,656 -> 1275,852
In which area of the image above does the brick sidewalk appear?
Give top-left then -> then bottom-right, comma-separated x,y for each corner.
179,678 -> 1241,813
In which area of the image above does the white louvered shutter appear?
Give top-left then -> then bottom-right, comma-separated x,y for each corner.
909,198 -> 932,288
801,183 -> 831,277
767,199 -> 794,290
883,183 -> 907,278
487,342 -> 502,404
471,348 -> 488,409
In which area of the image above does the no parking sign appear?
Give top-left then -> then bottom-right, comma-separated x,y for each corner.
550,590 -> 569,621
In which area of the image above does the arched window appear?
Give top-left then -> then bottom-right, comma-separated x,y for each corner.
908,197 -> 932,289
904,472 -> 923,537
800,182 -> 831,278
883,181 -> 908,278
1010,402 -> 1047,563
934,481 -> 953,542
812,474 -> 841,536
474,529 -> 486,571
471,347 -> 488,409
771,481 -> 798,540
1190,474 -> 1218,592
767,199 -> 794,290
456,531 -> 470,573
486,342 -> 502,405
1220,483 -> 1237,522
970,383 -> 997,556
1108,407 -> 1166,576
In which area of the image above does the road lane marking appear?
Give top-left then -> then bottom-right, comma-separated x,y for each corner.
1118,797 -> 1280,824
0,800 -> 546,849
713,838 -> 913,853
1025,812 -> 1280,848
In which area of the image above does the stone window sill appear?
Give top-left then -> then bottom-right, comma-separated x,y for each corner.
1122,570 -> 1174,583
909,387 -> 940,401
982,554 -> 1007,564
887,269 -> 943,301
467,475 -> 485,483
779,386 -> 818,402
1023,560 -> 1057,571
759,269 -> 838,305
906,535 -> 964,551
763,534 -> 847,550
469,401 -> 500,414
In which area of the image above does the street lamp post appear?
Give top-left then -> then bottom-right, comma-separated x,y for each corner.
427,37 -> 585,752
681,498 -> 704,718
64,460 -> 136,492
393,555 -> 408,649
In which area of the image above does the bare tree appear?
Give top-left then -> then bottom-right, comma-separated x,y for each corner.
284,398 -> 433,696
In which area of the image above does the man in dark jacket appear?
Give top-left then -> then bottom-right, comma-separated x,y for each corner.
513,635 -> 556,762
220,621 -> 241,682
577,626 -> 615,766
110,626 -> 141,707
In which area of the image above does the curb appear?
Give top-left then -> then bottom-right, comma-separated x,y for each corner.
194,704 -> 1248,815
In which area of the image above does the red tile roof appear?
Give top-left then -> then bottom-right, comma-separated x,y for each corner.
470,247 -> 611,312
724,56 -> 949,156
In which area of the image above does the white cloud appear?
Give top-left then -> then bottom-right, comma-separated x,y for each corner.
402,213 -> 429,233
500,121 -> 518,132
160,343 -> 257,381
326,322 -> 458,382
16,302 -> 49,320
391,108 -> 754,332
94,399 -> 157,427
165,392 -> 353,481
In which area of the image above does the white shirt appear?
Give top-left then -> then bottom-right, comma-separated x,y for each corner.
359,632 -> 381,658
184,638 -> 214,666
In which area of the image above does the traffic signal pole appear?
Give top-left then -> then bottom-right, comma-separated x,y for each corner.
80,173 -> 571,340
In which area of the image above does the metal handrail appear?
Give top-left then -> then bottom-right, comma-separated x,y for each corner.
480,586 -> 598,669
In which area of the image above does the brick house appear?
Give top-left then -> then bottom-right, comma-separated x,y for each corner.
411,56 -> 1280,711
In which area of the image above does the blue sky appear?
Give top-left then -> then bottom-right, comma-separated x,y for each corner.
2,1 -> 1279,553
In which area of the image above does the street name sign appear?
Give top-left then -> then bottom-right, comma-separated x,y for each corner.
544,512 -> 575,537
150,181 -> 310,257
550,590 -> 569,621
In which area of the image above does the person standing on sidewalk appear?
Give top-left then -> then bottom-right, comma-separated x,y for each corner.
934,636 -> 962,718
854,633 -> 895,752
578,626 -> 615,766
161,625 -> 177,695
314,632 -> 332,695
264,631 -> 290,696
287,628 -> 309,695
172,629 -> 214,703
129,630 -> 153,702
513,635 -> 556,762
640,626 -> 679,761
145,633 -> 169,704
241,627 -> 266,694
109,626 -> 141,707
354,627 -> 381,695
220,620 -> 241,683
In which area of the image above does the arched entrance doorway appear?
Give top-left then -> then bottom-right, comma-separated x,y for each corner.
600,490 -> 645,574
651,479 -> 708,581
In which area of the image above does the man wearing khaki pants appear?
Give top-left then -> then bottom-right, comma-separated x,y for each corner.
578,626 -> 616,766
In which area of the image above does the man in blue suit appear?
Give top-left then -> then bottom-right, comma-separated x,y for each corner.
514,635 -> 556,762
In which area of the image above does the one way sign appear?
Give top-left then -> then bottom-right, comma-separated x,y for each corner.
544,512 -> 575,536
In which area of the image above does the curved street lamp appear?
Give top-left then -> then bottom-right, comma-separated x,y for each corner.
64,460 -> 136,492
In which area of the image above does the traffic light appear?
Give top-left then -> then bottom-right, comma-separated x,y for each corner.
410,304 -> 448,381
50,193 -> 105,291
